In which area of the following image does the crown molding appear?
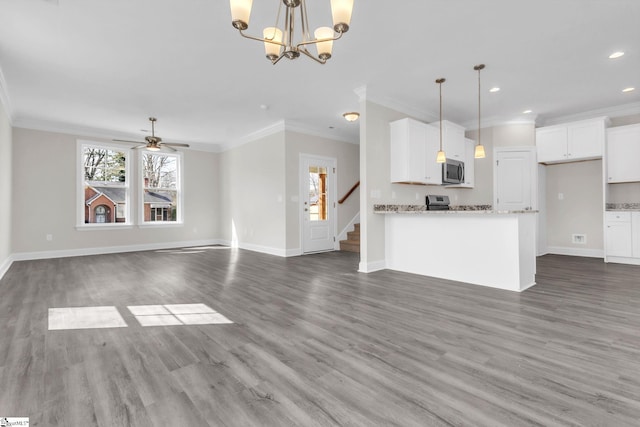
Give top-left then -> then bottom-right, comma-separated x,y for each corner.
12,116 -> 221,152
219,120 -> 286,152
357,87 -> 438,123
460,114 -> 538,130
539,102 -> 640,127
284,121 -> 358,145
219,119 -> 358,152
0,65 -> 14,124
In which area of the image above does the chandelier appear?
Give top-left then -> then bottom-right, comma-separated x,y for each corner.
229,0 -> 354,65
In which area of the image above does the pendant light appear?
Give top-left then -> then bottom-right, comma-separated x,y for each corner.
474,64 -> 486,159
436,78 -> 446,163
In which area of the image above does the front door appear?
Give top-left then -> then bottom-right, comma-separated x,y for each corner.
301,155 -> 336,253
494,147 -> 536,211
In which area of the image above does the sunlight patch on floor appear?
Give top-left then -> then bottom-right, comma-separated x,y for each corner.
128,303 -> 233,327
48,306 -> 127,331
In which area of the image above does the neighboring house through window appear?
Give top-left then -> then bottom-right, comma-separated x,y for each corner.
79,142 -> 130,227
141,152 -> 181,224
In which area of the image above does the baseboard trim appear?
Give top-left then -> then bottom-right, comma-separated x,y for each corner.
546,246 -> 604,258
0,255 -> 14,281
605,256 -> 640,266
11,239 -> 225,262
358,259 -> 386,273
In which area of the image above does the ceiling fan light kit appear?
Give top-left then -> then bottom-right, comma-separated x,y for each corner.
229,0 -> 354,65
113,117 -> 190,152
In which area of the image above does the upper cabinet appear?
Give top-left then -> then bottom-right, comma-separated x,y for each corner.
441,121 -> 466,161
536,117 -> 608,164
390,118 -> 441,185
606,124 -> 640,183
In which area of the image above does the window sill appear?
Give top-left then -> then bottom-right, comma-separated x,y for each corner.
138,222 -> 184,229
76,223 -> 134,231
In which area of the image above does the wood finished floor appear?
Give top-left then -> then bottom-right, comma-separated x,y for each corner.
1,249 -> 640,426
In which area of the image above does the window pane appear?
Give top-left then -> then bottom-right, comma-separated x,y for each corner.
83,146 -> 127,224
142,153 -> 180,223
309,166 -> 327,222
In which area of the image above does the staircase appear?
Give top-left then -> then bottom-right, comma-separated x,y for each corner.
339,223 -> 360,253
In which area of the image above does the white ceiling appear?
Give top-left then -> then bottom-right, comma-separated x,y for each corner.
0,0 -> 639,150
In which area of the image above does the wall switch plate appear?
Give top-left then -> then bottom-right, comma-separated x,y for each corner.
558,193 -> 564,200
572,234 -> 586,244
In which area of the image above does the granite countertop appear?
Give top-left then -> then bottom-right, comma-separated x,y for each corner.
606,203 -> 640,211
374,204 -> 538,214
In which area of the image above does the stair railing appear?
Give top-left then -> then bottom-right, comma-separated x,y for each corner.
338,181 -> 360,204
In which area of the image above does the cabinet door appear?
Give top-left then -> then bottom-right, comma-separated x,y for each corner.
424,123 -> 442,184
536,127 -> 567,163
443,121 -> 465,161
390,118 -> 427,184
633,212 -> 640,258
568,120 -> 603,160
607,125 -> 640,183
605,212 -> 632,257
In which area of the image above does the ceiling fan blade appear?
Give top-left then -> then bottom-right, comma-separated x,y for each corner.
164,142 -> 190,148
163,144 -> 178,152
133,144 -> 147,149
113,139 -> 144,144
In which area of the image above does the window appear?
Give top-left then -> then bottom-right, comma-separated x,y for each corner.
141,152 -> 181,224
79,142 -> 130,226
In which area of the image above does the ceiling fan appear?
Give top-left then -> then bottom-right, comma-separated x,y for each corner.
114,117 -> 190,152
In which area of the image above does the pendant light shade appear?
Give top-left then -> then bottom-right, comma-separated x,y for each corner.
436,78 -> 446,164
474,64 -> 486,159
230,0 -> 253,30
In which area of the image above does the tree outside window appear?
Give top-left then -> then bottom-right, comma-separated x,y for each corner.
142,153 -> 180,223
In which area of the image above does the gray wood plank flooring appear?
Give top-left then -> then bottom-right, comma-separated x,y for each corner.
1,249 -> 640,426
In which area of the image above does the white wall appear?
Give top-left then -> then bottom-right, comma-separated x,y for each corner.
284,131 -> 359,253
545,160 -> 603,256
11,128 -> 219,256
0,99 -> 11,274
218,131 -> 287,255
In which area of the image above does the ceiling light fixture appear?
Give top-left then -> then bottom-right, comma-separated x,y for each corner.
489,87 -> 500,93
343,112 -> 359,122
229,0 -> 354,65
522,109 -> 533,114
609,51 -> 625,59
473,64 -> 486,159
436,78 -> 447,164
622,87 -> 635,93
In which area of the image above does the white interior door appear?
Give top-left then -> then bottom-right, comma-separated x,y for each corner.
494,147 -> 537,211
301,155 -> 336,253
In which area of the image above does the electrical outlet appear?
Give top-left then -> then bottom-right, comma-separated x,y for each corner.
46,234 -> 53,241
572,234 -> 586,244
558,193 -> 564,200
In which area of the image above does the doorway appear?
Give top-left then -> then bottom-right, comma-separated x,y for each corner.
301,155 -> 337,253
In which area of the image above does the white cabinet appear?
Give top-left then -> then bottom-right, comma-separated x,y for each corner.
606,124 -> 640,183
536,117 -> 608,164
390,118 -> 441,185
633,212 -> 640,257
442,121 -> 466,161
605,212 -> 632,257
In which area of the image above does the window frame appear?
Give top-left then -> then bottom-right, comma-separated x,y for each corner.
138,150 -> 184,227
77,140 -> 132,229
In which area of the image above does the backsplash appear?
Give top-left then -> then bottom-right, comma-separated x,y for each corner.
606,202 -> 640,210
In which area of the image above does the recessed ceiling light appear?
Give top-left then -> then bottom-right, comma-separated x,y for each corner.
609,51 -> 625,59
489,87 -> 500,93
522,109 -> 533,114
622,87 -> 635,93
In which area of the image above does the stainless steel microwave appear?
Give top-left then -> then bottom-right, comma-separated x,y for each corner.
442,159 -> 464,184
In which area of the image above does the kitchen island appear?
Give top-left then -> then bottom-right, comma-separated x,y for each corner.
375,204 -> 538,292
